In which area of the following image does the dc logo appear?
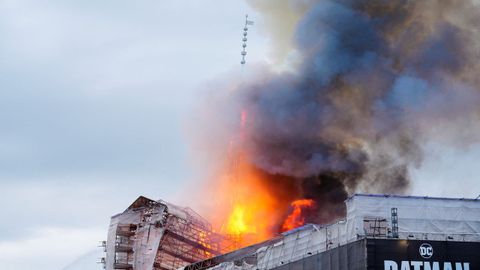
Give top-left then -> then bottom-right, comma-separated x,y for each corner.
419,243 -> 433,259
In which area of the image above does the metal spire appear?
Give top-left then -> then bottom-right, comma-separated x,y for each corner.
241,14 -> 254,65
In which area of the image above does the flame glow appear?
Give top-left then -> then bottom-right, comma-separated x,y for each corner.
281,199 -> 316,232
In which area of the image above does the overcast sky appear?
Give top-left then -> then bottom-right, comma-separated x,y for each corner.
0,1 -> 479,270
0,1 -> 268,269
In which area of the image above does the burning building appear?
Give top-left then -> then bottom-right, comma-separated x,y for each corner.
102,0 -> 480,269
180,194 -> 480,270
103,196 -> 233,270
103,194 -> 480,270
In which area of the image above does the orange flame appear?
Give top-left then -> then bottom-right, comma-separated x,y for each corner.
226,205 -> 249,235
281,199 -> 316,232
218,164 -> 280,246
205,109 -> 300,248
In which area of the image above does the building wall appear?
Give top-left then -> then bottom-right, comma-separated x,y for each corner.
270,239 -> 367,270
247,239 -> 480,270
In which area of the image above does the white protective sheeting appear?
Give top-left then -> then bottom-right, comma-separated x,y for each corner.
208,223 -> 353,270
347,194 -> 480,241
106,201 -> 167,270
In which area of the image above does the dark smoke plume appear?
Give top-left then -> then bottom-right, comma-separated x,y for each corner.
195,0 -> 480,226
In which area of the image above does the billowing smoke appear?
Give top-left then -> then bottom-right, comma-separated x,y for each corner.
193,0 -> 480,230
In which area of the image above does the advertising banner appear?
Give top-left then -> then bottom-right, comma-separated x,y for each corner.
368,239 -> 480,270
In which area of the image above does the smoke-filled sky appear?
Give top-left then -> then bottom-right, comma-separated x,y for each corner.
194,0 -> 480,232
1,1 -> 480,270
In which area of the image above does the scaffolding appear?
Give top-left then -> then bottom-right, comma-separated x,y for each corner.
154,206 -> 233,270
105,196 -> 234,270
113,224 -> 137,269
391,207 -> 399,238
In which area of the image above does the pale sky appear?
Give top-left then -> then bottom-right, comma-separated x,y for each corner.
0,1 -> 479,270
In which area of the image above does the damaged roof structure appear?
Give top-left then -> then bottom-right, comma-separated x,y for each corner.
104,196 -> 233,270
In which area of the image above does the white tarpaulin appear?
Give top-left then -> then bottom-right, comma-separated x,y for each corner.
347,194 -> 480,241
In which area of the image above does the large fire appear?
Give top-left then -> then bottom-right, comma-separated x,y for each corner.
217,162 -> 281,246
217,169 -> 316,247
208,109 -> 316,248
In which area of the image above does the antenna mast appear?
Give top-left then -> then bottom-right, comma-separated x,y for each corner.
241,15 -> 254,65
